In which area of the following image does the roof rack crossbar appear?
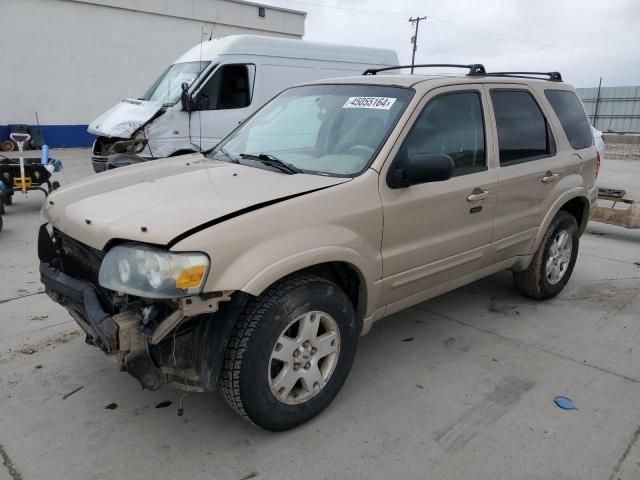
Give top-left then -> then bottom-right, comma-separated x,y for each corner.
486,71 -> 563,82
363,63 -> 486,76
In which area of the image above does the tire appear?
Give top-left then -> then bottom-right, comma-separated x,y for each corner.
220,273 -> 358,431
513,211 -> 579,300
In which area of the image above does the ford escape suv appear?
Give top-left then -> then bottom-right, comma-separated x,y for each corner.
39,64 -> 597,430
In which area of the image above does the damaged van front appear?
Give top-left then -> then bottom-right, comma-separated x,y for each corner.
87,35 -> 400,173
89,59 -> 210,172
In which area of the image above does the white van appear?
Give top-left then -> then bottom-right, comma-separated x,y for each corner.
88,35 -> 398,172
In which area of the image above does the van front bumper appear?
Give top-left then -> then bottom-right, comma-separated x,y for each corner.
91,156 -> 108,173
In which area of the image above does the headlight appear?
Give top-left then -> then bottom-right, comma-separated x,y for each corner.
108,138 -> 147,154
98,244 -> 210,298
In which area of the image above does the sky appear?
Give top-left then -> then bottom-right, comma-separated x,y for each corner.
259,0 -> 640,88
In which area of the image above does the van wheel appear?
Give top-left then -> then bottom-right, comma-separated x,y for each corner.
513,211 -> 579,300
220,273 -> 358,431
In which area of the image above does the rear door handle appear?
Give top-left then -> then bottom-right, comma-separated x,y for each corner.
467,189 -> 489,202
542,171 -> 561,183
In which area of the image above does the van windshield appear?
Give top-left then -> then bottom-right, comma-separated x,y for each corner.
142,61 -> 210,106
208,84 -> 413,177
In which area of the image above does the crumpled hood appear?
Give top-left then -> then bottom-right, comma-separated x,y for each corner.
88,99 -> 164,138
43,154 -> 349,250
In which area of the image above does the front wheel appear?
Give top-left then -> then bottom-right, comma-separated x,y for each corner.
220,274 -> 358,431
513,211 -> 579,299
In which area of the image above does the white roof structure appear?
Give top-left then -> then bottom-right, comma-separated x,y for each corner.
177,35 -> 399,66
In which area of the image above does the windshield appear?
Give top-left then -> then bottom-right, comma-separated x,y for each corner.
208,84 -> 413,177
142,61 -> 210,106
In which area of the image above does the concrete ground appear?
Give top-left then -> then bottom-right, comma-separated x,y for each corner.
1,148 -> 639,480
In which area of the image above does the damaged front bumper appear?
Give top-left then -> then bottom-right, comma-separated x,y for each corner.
38,225 -> 240,392
40,262 -> 168,390
40,261 -> 236,391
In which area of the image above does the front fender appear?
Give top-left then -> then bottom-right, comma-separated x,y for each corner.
241,244 -> 379,317
220,224 -> 381,319
171,170 -> 384,317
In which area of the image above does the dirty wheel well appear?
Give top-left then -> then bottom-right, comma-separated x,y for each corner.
296,262 -> 365,320
559,197 -> 589,234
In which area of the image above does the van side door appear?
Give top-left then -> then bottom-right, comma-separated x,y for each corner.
484,85 -> 568,261
189,64 -> 256,150
379,85 -> 499,309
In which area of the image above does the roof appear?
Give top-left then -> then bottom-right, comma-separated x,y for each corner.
176,35 -> 398,66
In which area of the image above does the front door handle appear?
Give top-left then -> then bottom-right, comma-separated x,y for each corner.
542,171 -> 561,183
467,189 -> 489,202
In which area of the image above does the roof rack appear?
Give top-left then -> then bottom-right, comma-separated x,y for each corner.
486,71 -> 563,82
363,64 -> 486,76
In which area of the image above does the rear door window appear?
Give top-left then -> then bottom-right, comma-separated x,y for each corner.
490,90 -> 555,165
544,90 -> 593,149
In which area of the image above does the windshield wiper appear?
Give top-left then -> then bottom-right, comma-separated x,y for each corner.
239,153 -> 301,174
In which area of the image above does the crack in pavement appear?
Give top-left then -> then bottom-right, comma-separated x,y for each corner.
595,290 -> 640,331
608,425 -> 640,480
0,320 -> 75,344
0,291 -> 45,305
415,306 -> 640,385
0,444 -> 22,480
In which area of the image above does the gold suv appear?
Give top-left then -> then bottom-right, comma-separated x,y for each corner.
39,64 -> 598,430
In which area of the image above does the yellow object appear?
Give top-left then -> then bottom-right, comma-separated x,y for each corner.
176,265 -> 206,289
15,176 -> 32,193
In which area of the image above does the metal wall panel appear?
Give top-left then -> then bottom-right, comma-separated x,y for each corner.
577,86 -> 640,133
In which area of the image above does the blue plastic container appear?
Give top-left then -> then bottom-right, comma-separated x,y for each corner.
41,144 -> 49,165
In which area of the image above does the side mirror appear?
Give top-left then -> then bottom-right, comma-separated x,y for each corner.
180,82 -> 192,112
388,153 -> 454,188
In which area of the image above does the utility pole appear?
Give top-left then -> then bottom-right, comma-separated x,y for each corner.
593,76 -> 603,127
409,16 -> 427,73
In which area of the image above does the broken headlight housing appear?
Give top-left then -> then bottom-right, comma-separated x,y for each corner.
108,138 -> 147,155
98,244 -> 210,298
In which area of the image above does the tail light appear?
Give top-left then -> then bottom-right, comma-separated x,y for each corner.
595,151 -> 601,178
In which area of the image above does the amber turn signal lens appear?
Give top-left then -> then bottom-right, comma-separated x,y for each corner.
176,265 -> 206,289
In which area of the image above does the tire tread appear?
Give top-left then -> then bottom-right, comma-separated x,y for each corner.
219,273 -> 336,423
513,211 -> 578,299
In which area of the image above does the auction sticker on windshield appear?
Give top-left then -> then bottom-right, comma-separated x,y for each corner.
343,97 -> 397,110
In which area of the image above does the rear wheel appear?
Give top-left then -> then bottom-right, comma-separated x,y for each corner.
220,273 -> 358,431
513,211 -> 579,299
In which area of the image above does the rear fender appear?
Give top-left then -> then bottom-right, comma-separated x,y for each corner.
530,188 -> 590,254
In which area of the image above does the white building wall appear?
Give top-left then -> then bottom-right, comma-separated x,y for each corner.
0,0 -> 305,145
